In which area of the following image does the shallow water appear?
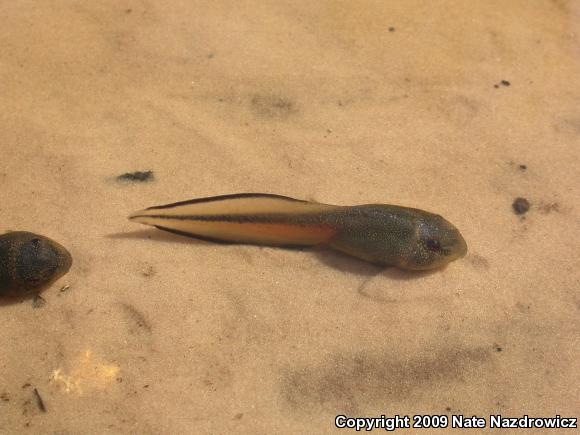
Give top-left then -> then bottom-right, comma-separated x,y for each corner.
1,1 -> 579,433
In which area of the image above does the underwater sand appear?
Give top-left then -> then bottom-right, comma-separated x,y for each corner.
1,1 -> 579,433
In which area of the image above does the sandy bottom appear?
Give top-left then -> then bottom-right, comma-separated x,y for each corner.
1,1 -> 579,433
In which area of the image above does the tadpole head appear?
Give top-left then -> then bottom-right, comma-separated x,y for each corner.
406,213 -> 467,270
14,232 -> 73,292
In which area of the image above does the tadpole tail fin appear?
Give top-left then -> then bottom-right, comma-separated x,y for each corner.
129,193 -> 340,246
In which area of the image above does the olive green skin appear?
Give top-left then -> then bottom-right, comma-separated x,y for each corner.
328,205 -> 467,270
0,232 -> 72,297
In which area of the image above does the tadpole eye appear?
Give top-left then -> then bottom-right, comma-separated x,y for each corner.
426,239 -> 441,251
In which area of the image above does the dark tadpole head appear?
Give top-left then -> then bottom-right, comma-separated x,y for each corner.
0,232 -> 72,296
405,213 -> 468,270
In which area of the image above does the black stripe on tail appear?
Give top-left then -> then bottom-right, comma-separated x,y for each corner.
146,193 -> 307,211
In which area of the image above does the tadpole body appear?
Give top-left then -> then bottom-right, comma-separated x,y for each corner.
129,193 -> 467,270
0,232 -> 72,297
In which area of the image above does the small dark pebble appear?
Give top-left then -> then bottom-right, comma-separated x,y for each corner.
116,171 -> 154,183
496,346 -> 503,352
494,80 -> 511,88
446,407 -> 452,412
519,164 -> 527,170
512,197 -> 530,215
388,27 -> 396,32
